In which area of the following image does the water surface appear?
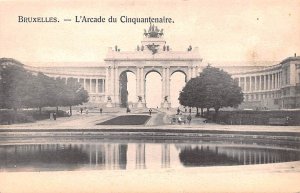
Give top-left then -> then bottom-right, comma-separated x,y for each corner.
0,140 -> 299,172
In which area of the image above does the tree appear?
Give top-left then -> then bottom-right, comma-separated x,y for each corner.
62,78 -> 89,115
179,77 -> 206,116
120,72 -> 128,107
1,60 -> 89,117
29,72 -> 57,114
0,64 -> 35,110
179,65 -> 243,116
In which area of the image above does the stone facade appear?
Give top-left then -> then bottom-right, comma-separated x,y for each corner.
231,56 -> 300,109
17,26 -> 300,109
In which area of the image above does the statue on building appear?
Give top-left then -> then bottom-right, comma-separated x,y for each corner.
164,96 -> 168,102
147,43 -> 159,55
144,24 -> 164,38
138,95 -> 143,102
107,96 -> 112,102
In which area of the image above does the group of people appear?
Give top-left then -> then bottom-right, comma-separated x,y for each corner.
177,107 -> 192,125
79,107 -> 103,114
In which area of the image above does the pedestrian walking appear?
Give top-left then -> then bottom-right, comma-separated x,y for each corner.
100,108 -> 103,114
177,108 -> 180,115
80,107 -> 83,114
149,108 -> 152,115
187,114 -> 192,125
53,112 -> 57,120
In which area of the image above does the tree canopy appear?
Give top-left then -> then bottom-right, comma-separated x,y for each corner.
0,60 -> 89,113
179,65 -> 243,113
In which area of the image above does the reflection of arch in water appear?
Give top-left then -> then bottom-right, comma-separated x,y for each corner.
161,144 -> 170,168
135,143 -> 146,169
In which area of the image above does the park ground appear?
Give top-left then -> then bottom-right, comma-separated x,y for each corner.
1,107 -> 300,193
0,107 -> 300,133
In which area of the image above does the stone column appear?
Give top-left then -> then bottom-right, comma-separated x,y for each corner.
96,79 -> 99,93
162,67 -> 166,103
275,73 -> 278,89
249,76 -> 252,92
269,74 -> 272,90
102,79 -> 105,93
238,77 -> 241,87
258,76 -> 261,91
136,67 -> 140,102
290,63 -> 296,85
140,67 -> 145,101
105,68 -> 109,98
264,75 -> 267,90
276,73 -> 279,88
110,67 -> 114,98
89,79 -> 92,93
278,72 -> 280,88
114,67 -> 119,104
273,73 -> 276,89
254,76 -> 257,91
166,67 -> 170,99
84,78 -> 86,90
279,71 -> 282,87
278,72 -> 281,88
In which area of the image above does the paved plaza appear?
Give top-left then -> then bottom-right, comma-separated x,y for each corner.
1,108 -> 299,133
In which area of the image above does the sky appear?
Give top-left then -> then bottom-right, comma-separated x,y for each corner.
1,0 -> 300,65
1,0 -> 299,107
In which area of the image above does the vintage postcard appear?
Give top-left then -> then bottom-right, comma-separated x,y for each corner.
0,0 -> 300,193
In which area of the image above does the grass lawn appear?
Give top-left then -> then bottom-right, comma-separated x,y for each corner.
97,115 -> 151,125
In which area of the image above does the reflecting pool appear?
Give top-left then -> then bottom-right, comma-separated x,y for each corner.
0,140 -> 299,172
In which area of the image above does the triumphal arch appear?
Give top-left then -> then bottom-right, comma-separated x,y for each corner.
104,25 -> 202,107
17,24 -> 300,109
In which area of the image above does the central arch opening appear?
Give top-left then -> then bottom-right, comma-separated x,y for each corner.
170,71 -> 186,108
119,71 -> 136,108
145,71 -> 162,108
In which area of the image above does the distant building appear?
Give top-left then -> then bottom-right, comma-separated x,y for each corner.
3,26 -> 300,109
231,56 -> 300,109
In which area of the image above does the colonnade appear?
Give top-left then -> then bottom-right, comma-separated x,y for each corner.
58,77 -> 106,94
236,71 -> 282,93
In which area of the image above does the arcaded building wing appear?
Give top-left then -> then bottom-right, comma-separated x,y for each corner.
3,26 -> 300,109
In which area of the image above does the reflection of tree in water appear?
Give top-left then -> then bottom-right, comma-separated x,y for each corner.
179,146 -> 240,166
0,144 -> 89,170
0,144 -> 128,171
